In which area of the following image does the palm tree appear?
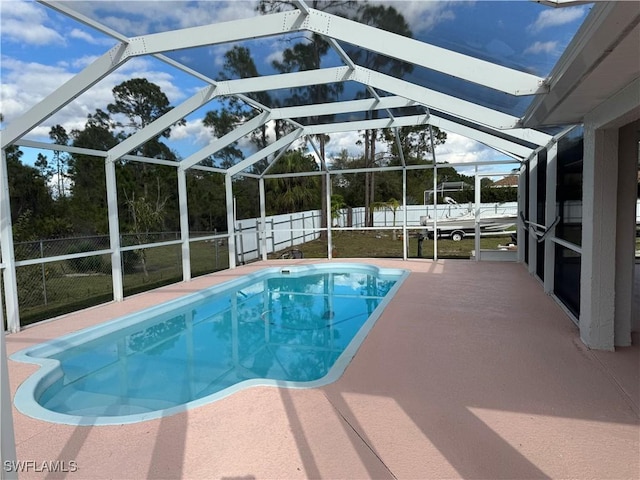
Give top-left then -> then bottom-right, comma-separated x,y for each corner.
330,194 -> 347,227
266,150 -> 320,214
371,198 -> 401,240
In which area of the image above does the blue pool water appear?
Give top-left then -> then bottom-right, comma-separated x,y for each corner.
13,264 -> 407,425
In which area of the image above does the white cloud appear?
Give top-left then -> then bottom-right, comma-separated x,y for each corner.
170,119 -> 213,147
0,56 -> 74,119
174,1 -> 257,28
321,130 -> 518,177
433,133 -> 516,170
0,0 -> 65,45
528,6 -> 586,33
209,45 -> 231,69
324,131 -> 387,160
68,28 -> 116,47
1,18 -> 65,45
524,41 -> 559,55
71,55 -> 101,69
434,133 -> 483,162
65,1 -> 259,37
69,28 -> 98,44
375,1 -> 458,35
1,55 -> 191,142
265,49 -> 284,68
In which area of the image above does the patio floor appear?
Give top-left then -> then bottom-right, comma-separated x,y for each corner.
5,259 -> 639,479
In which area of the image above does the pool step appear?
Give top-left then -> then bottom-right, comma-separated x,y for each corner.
43,386 -> 177,416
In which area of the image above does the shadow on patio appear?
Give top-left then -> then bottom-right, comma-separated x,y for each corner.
6,260 -> 639,479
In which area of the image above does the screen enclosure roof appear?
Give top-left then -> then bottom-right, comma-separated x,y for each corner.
2,0 -> 639,176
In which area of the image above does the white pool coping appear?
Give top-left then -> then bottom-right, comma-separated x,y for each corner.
11,263 -> 409,426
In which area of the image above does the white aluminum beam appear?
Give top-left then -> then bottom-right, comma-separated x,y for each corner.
107,6 -> 545,96
432,159 -> 519,168
358,67 -> 521,129
42,1 -> 271,116
484,146 -> 525,162
303,9 -> 547,96
534,1 -> 598,8
15,139 -> 192,168
306,136 -> 328,173
126,11 -> 307,56
394,128 -> 406,167
180,112 -> 271,170
278,99 -> 550,148
303,113 -> 532,157
500,127 -> 551,147
326,171 -> 333,259
402,168 -> 408,260
217,66 -> 520,129
259,178 -> 267,261
213,66 -> 353,97
259,144 -> 290,177
304,114 -> 429,134
105,160 -> 123,301
264,170 -> 326,179
0,150 -> 19,333
544,142 -> 558,294
227,129 -> 304,176
426,116 -> 534,158
272,97 -> 551,146
225,175 -> 236,269
270,96 -> 419,120
177,168 -> 191,282
41,0 -> 129,42
15,139 -> 108,158
1,43 -> 130,148
107,85 -> 218,162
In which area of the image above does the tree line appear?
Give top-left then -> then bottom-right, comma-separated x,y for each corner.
2,0 -> 516,244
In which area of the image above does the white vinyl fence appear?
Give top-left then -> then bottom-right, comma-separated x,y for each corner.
232,202 -> 520,262
234,210 -> 323,263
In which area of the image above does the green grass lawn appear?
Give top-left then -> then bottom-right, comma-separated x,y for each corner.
16,231 -> 516,327
270,230 -> 515,259
18,241 -> 231,327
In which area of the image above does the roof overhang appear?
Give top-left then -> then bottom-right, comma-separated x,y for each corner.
522,1 -> 640,127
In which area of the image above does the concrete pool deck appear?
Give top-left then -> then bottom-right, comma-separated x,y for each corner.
5,259 -> 639,479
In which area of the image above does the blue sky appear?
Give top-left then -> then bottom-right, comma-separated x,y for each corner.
0,0 -> 591,175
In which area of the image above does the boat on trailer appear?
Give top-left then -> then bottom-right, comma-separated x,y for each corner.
419,211 -> 517,241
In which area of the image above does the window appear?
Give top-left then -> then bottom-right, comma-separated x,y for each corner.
536,149 -> 547,280
556,128 -> 584,247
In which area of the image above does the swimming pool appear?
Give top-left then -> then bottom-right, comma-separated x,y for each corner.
12,264 -> 408,425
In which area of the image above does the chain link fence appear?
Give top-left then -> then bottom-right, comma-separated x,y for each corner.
6,202 -> 526,327
14,232 -> 229,326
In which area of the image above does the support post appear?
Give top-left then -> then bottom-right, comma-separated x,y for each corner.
402,167 -> 408,260
474,166 -> 481,262
1,330 -> 18,480
433,163 -> 438,261
326,172 -> 333,259
225,174 -> 237,269
528,154 -> 538,275
105,158 -> 123,301
177,167 -> 191,281
259,178 -> 267,261
580,126 -> 618,350
429,124 -> 439,262
517,163 -> 527,264
0,149 -> 20,332
544,143 -> 558,294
